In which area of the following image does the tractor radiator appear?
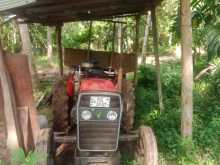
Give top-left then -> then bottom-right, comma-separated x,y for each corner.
77,92 -> 122,151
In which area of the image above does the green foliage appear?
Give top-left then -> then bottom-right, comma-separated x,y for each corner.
62,22 -> 91,49
121,152 -> 138,165
207,22 -> 220,61
10,148 -> 46,165
0,18 -> 21,53
135,60 -> 220,164
29,24 -> 47,52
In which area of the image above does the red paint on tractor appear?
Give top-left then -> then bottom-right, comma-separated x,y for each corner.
80,78 -> 117,92
66,74 -> 74,97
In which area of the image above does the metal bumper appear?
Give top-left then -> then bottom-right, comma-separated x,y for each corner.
74,151 -> 121,165
53,131 -> 139,144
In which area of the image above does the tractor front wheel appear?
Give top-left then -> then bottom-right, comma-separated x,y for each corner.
135,126 -> 158,165
51,78 -> 70,132
122,80 -> 135,133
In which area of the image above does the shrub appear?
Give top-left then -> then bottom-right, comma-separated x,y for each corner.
135,60 -> 220,164
10,148 -> 46,165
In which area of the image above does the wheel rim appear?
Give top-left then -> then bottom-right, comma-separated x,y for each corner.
135,126 -> 158,165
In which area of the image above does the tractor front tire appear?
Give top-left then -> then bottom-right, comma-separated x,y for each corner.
135,126 -> 158,165
122,80 -> 135,133
51,78 -> 70,132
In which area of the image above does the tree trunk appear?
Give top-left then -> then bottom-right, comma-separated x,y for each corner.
117,21 -> 122,54
47,26 -> 53,61
87,21 -> 93,60
117,19 -> 123,92
180,0 -> 193,138
151,9 -> 164,112
56,25 -> 63,76
110,23 -> 116,67
134,15 -> 140,85
141,12 -> 151,65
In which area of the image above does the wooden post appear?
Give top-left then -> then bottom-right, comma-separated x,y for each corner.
110,22 -> 116,67
56,25 -> 63,76
87,21 -> 93,61
117,20 -> 123,54
47,26 -> 53,61
117,20 -> 124,92
151,8 -> 164,112
180,0 -> 193,138
134,15 -> 140,85
141,11 -> 151,65
0,44 -> 23,151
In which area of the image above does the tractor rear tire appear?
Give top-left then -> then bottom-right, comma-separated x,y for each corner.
135,126 -> 158,165
122,80 -> 135,133
51,78 -> 70,132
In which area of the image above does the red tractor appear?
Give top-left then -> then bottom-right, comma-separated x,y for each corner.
51,58 -> 158,165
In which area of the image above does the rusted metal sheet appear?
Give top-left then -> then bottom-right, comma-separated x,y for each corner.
64,48 -> 136,73
17,106 -> 30,152
0,83 -> 8,162
0,82 -> 3,121
0,48 -> 24,151
4,54 -> 40,149
0,0 -> 35,12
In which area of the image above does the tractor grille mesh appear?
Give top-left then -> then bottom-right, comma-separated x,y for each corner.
79,121 -> 118,150
77,93 -> 122,151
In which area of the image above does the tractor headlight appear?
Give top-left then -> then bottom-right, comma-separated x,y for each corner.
81,110 -> 92,120
107,111 -> 118,121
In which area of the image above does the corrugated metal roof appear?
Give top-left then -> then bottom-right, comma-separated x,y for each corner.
0,0 -> 161,24
0,0 -> 36,12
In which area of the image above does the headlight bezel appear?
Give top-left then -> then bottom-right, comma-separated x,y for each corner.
81,110 -> 92,120
107,110 -> 118,121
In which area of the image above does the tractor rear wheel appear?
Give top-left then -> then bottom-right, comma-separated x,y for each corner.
51,78 -> 70,132
135,126 -> 158,165
122,80 -> 135,133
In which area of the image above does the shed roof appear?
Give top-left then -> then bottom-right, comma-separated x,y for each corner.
0,0 -> 162,25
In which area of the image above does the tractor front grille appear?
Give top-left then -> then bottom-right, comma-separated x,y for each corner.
79,121 -> 118,150
77,92 -> 122,151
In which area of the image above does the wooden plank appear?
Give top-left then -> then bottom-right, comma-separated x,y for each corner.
17,106 -> 29,153
25,0 -> 150,14
0,46 -> 23,151
24,3 -> 150,22
4,54 -> 40,149
35,128 -> 51,165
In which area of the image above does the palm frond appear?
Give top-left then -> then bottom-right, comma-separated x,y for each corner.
207,22 -> 220,61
